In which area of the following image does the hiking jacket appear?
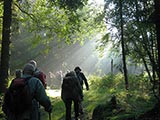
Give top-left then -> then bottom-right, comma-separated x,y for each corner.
3,74 -> 52,120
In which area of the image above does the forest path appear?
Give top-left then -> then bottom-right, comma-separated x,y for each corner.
45,89 -> 86,120
46,89 -> 61,98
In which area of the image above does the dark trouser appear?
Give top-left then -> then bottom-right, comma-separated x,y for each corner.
79,101 -> 83,114
79,84 -> 84,114
64,99 -> 79,120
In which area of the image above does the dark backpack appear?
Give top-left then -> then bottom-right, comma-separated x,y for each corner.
2,77 -> 32,115
62,76 -> 76,92
61,72 -> 82,101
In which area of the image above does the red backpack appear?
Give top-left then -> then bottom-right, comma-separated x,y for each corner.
34,71 -> 47,89
2,77 -> 32,115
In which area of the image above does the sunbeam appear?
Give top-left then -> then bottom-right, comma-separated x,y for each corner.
40,38 -> 112,78
38,37 -> 113,89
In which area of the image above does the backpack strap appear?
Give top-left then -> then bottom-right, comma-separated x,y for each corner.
24,76 -> 34,98
24,76 -> 32,84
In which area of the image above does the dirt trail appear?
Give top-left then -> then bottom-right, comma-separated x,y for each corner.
46,89 -> 61,98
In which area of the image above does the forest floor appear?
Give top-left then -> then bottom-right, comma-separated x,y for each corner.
1,74 -> 160,120
137,102 -> 160,120
43,89 -> 160,120
43,89 -> 89,120
1,88 -> 160,120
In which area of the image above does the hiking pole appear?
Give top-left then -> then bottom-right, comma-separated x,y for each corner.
49,112 -> 51,120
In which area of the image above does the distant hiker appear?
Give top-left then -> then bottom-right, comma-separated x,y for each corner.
15,69 -> 22,78
29,60 -> 47,89
74,66 -> 89,114
48,71 -> 55,89
2,63 -> 52,120
56,70 -> 64,88
61,71 -> 83,120
56,70 -> 63,82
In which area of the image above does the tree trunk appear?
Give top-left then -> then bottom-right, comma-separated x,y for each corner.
119,0 -> 129,90
111,59 -> 113,74
154,0 -> 160,98
0,0 -> 12,93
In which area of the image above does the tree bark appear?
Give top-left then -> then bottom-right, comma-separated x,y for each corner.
0,0 -> 12,93
119,0 -> 129,90
111,59 -> 113,74
154,0 -> 160,98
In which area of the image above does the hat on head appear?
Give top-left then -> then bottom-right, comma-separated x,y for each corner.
23,63 -> 35,75
29,60 -> 37,68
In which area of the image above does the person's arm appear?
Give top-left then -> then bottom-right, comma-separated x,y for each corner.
81,72 -> 89,90
33,79 -> 52,113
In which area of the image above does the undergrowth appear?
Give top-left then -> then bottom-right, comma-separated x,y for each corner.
84,73 -> 156,120
0,73 -> 157,120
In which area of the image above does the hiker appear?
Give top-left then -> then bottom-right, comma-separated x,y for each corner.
29,60 -> 47,89
74,66 -> 89,114
2,63 -> 52,120
61,71 -> 83,120
56,70 -> 64,88
15,69 -> 22,78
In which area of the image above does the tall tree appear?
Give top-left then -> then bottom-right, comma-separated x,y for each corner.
0,0 -> 12,93
102,0 -> 160,92
119,0 -> 128,90
154,0 -> 160,96
0,0 -> 102,93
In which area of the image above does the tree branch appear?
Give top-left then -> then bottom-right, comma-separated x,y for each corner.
14,2 -> 35,21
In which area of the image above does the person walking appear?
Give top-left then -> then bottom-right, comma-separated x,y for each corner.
61,71 -> 83,120
15,69 -> 22,78
2,63 -> 52,120
29,60 -> 47,89
74,66 -> 89,114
